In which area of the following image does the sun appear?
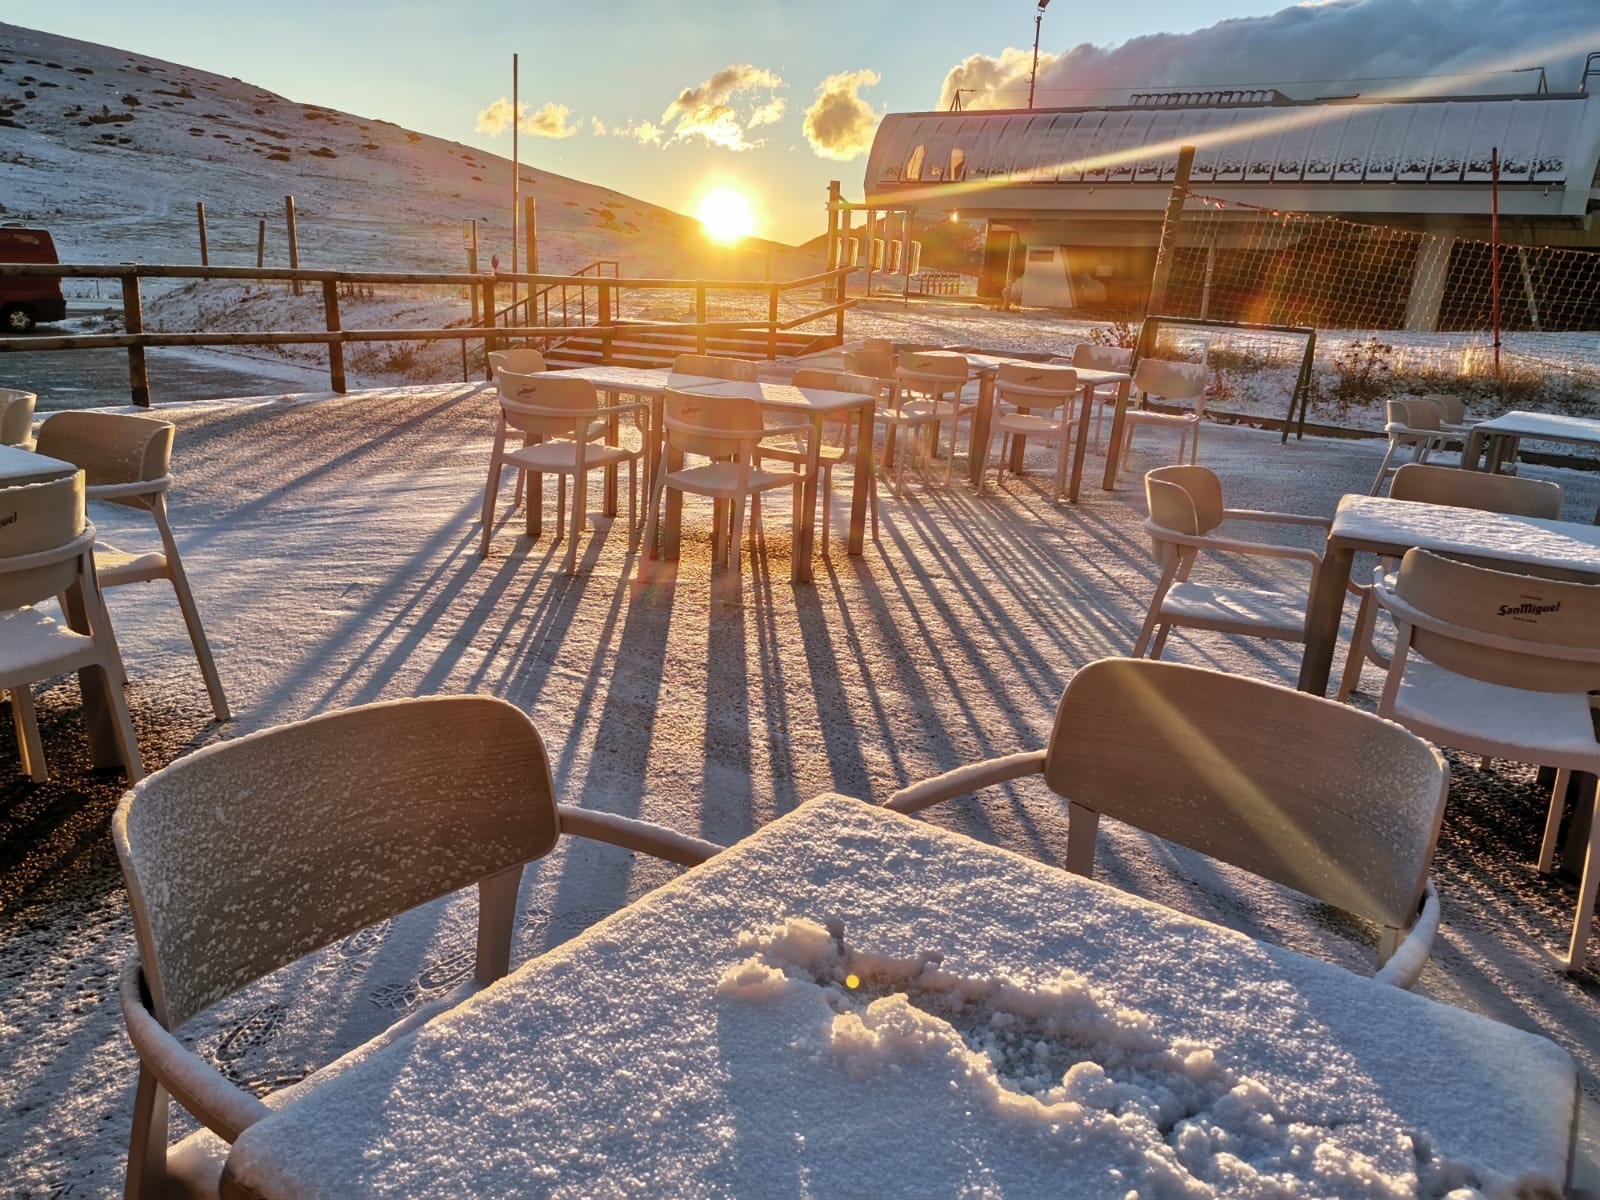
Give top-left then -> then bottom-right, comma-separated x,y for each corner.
697,187 -> 757,245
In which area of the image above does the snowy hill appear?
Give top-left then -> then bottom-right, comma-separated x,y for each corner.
0,22 -> 817,280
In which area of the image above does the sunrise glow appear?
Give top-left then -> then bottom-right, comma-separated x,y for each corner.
697,186 -> 757,245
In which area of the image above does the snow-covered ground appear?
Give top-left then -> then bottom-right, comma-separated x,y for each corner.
0,374 -> 1596,1196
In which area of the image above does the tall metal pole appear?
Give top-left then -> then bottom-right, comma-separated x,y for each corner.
511,53 -> 519,312
1028,0 -> 1051,109
1490,146 -> 1501,378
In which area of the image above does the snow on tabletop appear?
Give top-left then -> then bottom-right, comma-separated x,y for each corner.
1476,411 -> 1600,441
1334,494 -> 1600,573
226,795 -> 1575,1200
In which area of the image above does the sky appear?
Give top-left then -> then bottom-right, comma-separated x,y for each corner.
16,1 -> 1600,245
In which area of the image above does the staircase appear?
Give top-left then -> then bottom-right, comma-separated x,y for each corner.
542,324 -> 830,369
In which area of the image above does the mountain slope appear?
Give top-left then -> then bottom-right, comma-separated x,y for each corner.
0,22 -> 815,279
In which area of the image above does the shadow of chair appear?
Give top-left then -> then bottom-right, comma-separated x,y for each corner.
114,694 -> 720,1198
888,656 -> 1448,987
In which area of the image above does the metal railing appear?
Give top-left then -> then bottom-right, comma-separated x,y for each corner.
0,262 -> 854,405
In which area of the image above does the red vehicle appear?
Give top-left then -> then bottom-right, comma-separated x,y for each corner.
0,226 -> 66,333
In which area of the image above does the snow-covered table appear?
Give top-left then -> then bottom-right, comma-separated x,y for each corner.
1466,410 -> 1600,480
1299,492 -> 1600,694
219,794 -> 1576,1199
0,444 -> 74,486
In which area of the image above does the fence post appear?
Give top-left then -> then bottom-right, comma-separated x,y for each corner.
285,196 -> 303,296
836,274 -> 846,343
322,279 -> 346,394
768,284 -> 779,359
196,201 -> 209,269
256,218 -> 266,269
1145,145 -> 1194,318
121,273 -> 150,407
482,276 -> 498,372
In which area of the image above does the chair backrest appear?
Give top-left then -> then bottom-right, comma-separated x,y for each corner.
1388,548 -> 1600,694
1389,462 -> 1561,519
1072,344 -> 1132,371
791,368 -> 877,395
671,354 -> 756,382
862,337 -> 895,359
0,388 -> 37,446
995,363 -> 1077,412
113,695 -> 563,1029
487,348 -> 547,379
897,351 -> 968,383
35,411 -> 175,508
663,386 -> 765,459
1133,357 -> 1207,403
1143,464 -> 1225,538
0,471 -> 90,609
1385,397 -> 1441,432
492,370 -> 600,438
1415,393 -> 1467,425
843,348 -> 895,382
1042,658 -> 1447,934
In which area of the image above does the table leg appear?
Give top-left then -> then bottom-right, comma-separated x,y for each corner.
1100,381 -> 1133,491
602,399 -> 619,518
525,434 -> 544,541
967,370 -> 995,486
1006,409 -> 1028,474
847,401 -> 871,555
1463,427 -> 1487,471
792,413 -> 824,585
1298,538 -> 1354,695
1067,384 -> 1096,503
663,444 -> 683,561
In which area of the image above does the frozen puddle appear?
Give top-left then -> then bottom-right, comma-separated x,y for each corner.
720,918 -> 1511,1199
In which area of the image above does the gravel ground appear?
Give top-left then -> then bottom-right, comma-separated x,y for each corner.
1,382 -> 1597,1196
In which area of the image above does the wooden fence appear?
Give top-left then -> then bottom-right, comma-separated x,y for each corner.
0,262 -> 854,405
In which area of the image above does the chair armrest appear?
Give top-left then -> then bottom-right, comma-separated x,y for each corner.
1221,508 -> 1331,530
1144,521 -> 1322,567
886,750 -> 1048,814
762,421 -> 813,437
121,958 -> 270,1143
556,805 -> 723,867
1372,878 -> 1439,990
593,400 -> 650,418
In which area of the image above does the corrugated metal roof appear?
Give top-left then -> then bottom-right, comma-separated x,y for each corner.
865,95 -> 1591,190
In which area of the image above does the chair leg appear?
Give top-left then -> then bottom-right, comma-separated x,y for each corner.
820,467 -> 833,556
639,469 -> 666,574
92,660 -> 144,782
11,687 -> 46,782
479,446 -> 505,557
564,471 -> 583,576
1565,779 -> 1599,971
126,1065 -> 171,1200
1369,439 -> 1401,496
626,459 -> 640,554
1539,770 -> 1572,873
726,493 -> 748,603
1336,588 -> 1379,702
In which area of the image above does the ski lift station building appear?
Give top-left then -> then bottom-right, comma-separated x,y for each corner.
859,69 -> 1600,325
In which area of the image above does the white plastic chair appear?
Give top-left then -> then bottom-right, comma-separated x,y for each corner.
1069,343 -> 1132,451
1369,398 -> 1449,495
640,386 -> 809,601
1337,463 -> 1563,700
755,368 -> 879,552
114,694 -> 720,1199
478,371 -> 645,573
1117,358 -> 1208,479
35,411 -> 229,723
889,351 -> 973,492
888,657 -> 1448,986
670,353 -> 757,384
979,363 -> 1079,501
1372,548 -> 1600,971
0,470 -> 143,782
1134,465 -> 1329,659
0,388 -> 37,448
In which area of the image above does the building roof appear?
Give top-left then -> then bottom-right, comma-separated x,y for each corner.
863,91 -> 1600,222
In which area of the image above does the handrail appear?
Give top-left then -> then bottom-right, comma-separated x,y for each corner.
0,261 -> 855,405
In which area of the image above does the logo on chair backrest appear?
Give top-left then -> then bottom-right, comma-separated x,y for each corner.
1498,601 -> 1560,619
0,511 -> 15,529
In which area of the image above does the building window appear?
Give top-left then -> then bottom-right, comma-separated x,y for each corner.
949,148 -> 966,181
906,144 -> 926,181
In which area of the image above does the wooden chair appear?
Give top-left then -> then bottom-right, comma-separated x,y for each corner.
35,411 -> 229,723
478,371 -> 645,573
114,694 -> 720,1199
888,657 -> 1448,986
0,471 -> 143,781
640,386 -> 809,601
0,388 -> 36,448
755,368 -> 879,552
1338,462 -> 1563,700
979,363 -> 1079,501
1118,358 -> 1207,480
1134,465 -> 1329,659
1372,549 -> 1600,971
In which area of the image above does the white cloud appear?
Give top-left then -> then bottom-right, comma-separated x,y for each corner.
473,98 -> 578,139
661,64 -> 787,151
803,69 -> 882,161
591,116 -> 608,136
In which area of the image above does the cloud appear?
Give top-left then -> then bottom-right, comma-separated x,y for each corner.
614,120 -> 663,145
660,64 -> 786,151
591,116 -> 607,136
522,101 -> 577,139
803,69 -> 882,161
473,98 -> 578,139
937,0 -> 1600,110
